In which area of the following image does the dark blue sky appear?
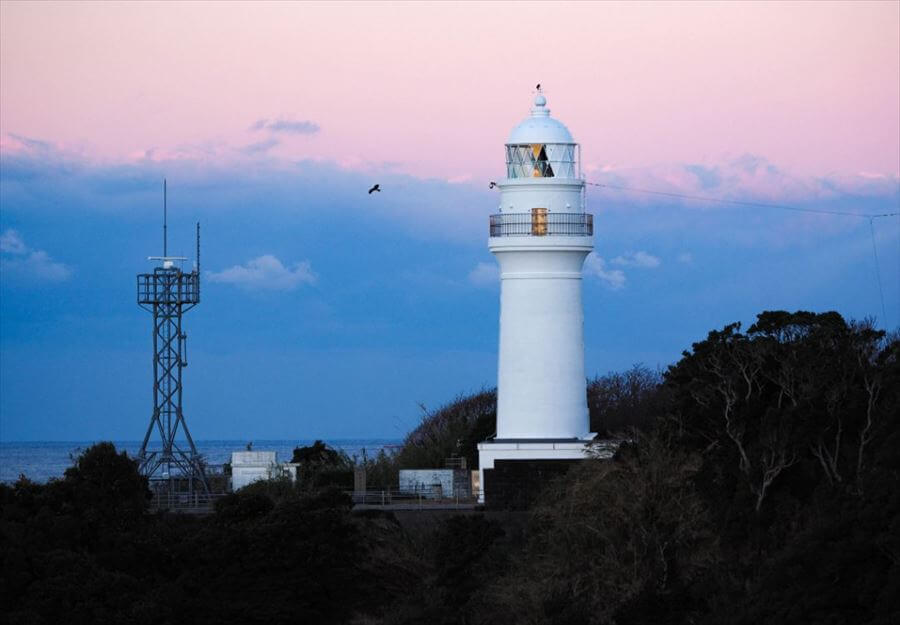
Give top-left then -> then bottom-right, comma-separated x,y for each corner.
1,147 -> 898,441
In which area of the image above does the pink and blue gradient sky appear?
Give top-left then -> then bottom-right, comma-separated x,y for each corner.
1,2 -> 898,442
2,1 -> 898,180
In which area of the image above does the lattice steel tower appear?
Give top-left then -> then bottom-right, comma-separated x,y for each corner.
137,181 -> 208,493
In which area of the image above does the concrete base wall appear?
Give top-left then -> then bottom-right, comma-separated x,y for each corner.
477,438 -> 592,506
483,459 -> 582,510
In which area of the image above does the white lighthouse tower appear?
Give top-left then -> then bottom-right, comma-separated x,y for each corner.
477,91 -> 594,505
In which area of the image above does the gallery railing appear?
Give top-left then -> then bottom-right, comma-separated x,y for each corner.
489,211 -> 593,237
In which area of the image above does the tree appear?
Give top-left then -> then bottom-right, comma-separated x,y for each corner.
587,364 -> 664,435
291,440 -> 354,490
485,435 -> 718,625
662,311 -> 895,512
62,441 -> 150,529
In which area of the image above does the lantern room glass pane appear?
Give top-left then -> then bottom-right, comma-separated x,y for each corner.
506,143 -> 577,179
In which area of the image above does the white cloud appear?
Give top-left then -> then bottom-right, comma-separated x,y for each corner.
0,229 -> 28,255
677,252 -> 693,264
584,254 -> 626,290
468,261 -> 499,286
21,250 -> 73,281
207,254 -> 317,291
0,229 -> 73,281
612,251 -> 661,268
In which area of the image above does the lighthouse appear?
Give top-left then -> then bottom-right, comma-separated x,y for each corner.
477,90 -> 594,506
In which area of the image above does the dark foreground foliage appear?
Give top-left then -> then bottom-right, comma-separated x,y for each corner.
2,310 -> 897,625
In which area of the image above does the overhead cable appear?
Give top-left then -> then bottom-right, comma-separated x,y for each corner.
584,181 -> 899,219
583,178 -> 898,326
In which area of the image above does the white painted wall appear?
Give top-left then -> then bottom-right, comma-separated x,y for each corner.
399,469 -> 453,496
398,469 -> 466,499
490,237 -> 592,440
496,178 -> 584,214
230,451 -> 277,491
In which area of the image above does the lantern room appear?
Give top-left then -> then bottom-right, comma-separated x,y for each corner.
504,93 -> 580,179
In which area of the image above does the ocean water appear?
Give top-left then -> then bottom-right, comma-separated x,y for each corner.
0,439 -> 403,484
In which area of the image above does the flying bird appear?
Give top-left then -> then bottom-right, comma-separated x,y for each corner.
368,184 -> 381,194
536,83 -> 541,91
489,181 -> 497,189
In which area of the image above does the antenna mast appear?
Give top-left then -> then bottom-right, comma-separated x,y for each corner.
163,178 -> 168,257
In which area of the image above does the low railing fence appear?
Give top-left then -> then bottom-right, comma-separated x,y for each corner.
148,491 -> 229,512
347,485 -> 481,506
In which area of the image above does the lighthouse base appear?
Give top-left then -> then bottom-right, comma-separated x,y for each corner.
477,439 -> 593,508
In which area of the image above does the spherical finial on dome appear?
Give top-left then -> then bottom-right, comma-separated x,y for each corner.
506,90 -> 574,144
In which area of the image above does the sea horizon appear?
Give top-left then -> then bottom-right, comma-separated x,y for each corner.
0,439 -> 404,484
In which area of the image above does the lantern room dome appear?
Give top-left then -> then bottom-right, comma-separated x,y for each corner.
507,93 -> 575,145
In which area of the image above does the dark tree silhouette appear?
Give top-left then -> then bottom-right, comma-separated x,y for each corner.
3,313 -> 897,625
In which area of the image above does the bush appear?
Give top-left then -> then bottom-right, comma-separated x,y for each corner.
395,390 -> 496,470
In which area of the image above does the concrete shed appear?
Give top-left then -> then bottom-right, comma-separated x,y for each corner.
231,451 -> 278,491
399,469 -> 470,500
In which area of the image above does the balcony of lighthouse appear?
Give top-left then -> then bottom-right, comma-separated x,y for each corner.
489,211 -> 593,238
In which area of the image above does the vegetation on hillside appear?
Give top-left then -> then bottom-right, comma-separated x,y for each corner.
388,364 -> 664,472
395,390 -> 497,470
1,310 -> 897,624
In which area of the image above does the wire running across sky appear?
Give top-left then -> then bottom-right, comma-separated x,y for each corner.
583,181 -> 899,219
584,179 -> 900,326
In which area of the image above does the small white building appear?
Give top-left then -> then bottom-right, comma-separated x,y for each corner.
230,451 -> 298,491
399,469 -> 470,500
